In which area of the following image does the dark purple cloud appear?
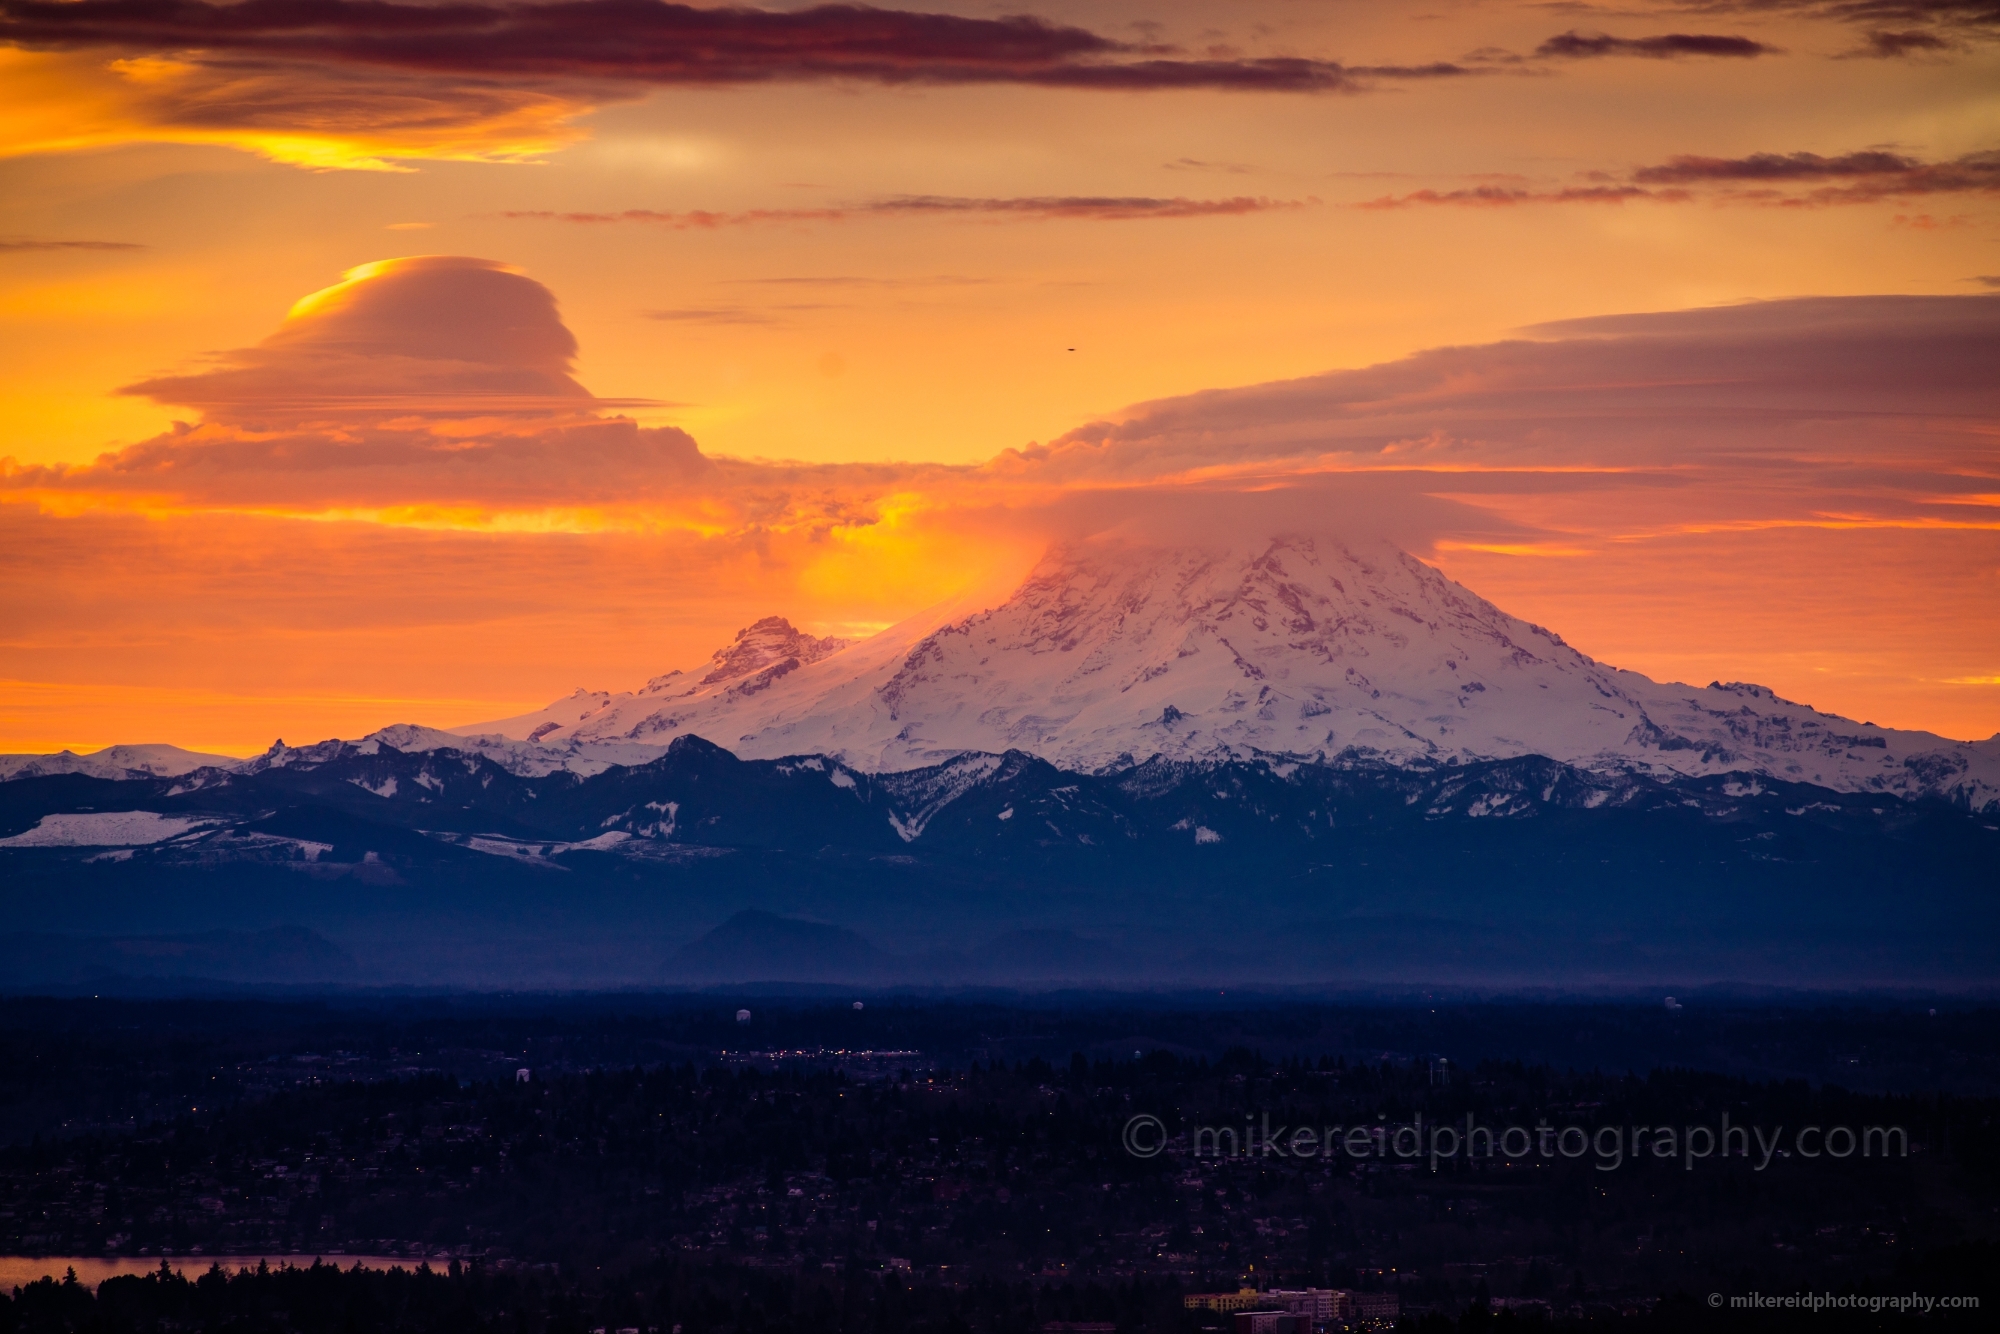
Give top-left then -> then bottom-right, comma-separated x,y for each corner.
1535,30 -> 1780,58
1847,26 -> 1957,52
1632,148 -> 2000,202
1359,149 -> 2000,210
0,0 -> 1473,92
1678,2 -> 1998,37
1632,149 -> 1924,182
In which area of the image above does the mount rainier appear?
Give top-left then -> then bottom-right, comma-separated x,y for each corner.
440,536 -> 1997,812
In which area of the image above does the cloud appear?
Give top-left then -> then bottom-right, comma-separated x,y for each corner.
1682,1 -> 1998,31
1,253 -> 968,524
1844,26 -> 1959,52
505,195 -> 1317,227
1359,148 -> 2000,209
1672,2 -> 1997,50
1632,148 -> 1924,181
0,44 -> 604,170
730,274 -> 991,289
1358,184 -> 1665,209
1632,148 -> 2000,202
868,194 -> 1313,220
0,238 -> 144,252
0,0 -> 1116,83
0,2 -> 1495,168
122,257 -> 601,420
501,206 -> 850,230
642,305 -> 841,325
7,266 -> 1999,743
6,256 -> 719,514
1009,294 -> 2000,489
1164,157 -> 1252,174
988,294 -> 2000,739
0,0 -> 1475,101
20,258 -> 1996,539
1535,30 -> 1780,57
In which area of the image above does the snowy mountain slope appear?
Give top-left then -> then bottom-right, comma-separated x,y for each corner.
449,590 -> 991,769
0,743 -> 239,781
475,536 -> 2000,811
453,615 -> 850,746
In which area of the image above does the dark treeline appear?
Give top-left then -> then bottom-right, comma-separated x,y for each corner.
3,1252 -> 1994,1334
0,1259 -> 1196,1334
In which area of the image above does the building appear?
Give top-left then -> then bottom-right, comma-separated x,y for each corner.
1185,1290 -> 1266,1314
1232,1312 -> 1305,1334
1265,1290 -> 1348,1323
1349,1293 -> 1399,1326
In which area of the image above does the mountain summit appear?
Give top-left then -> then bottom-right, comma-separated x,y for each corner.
460,536 -> 1999,810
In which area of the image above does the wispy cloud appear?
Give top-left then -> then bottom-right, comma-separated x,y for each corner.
643,305 -> 842,325
1666,1 -> 1997,52
1634,148 -> 2000,203
729,275 -> 993,289
1842,26 -> 1958,55
505,195 -> 1317,228
1358,184 -> 1664,209
1164,157 -> 1253,174
1357,148 -> 2000,209
1675,1 -> 1998,33
0,238 -> 144,252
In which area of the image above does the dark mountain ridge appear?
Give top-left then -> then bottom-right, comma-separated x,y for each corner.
2,735 -> 1995,989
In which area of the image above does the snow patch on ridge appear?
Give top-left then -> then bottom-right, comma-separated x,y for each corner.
0,811 -> 219,847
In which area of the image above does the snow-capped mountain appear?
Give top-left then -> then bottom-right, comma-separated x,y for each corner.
5,537 -> 1994,813
0,743 -> 237,782
459,536 -> 2000,811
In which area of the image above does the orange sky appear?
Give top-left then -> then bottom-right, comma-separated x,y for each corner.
2,0 -> 1997,755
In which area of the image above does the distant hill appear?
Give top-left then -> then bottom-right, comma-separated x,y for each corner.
674,910 -> 889,983
0,925 -> 359,990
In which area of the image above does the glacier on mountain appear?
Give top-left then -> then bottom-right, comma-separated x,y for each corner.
450,536 -> 1999,812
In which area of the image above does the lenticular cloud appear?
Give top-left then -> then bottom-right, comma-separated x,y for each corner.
124,256 -> 599,419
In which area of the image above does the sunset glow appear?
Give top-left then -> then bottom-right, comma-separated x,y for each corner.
3,0 -> 1997,757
